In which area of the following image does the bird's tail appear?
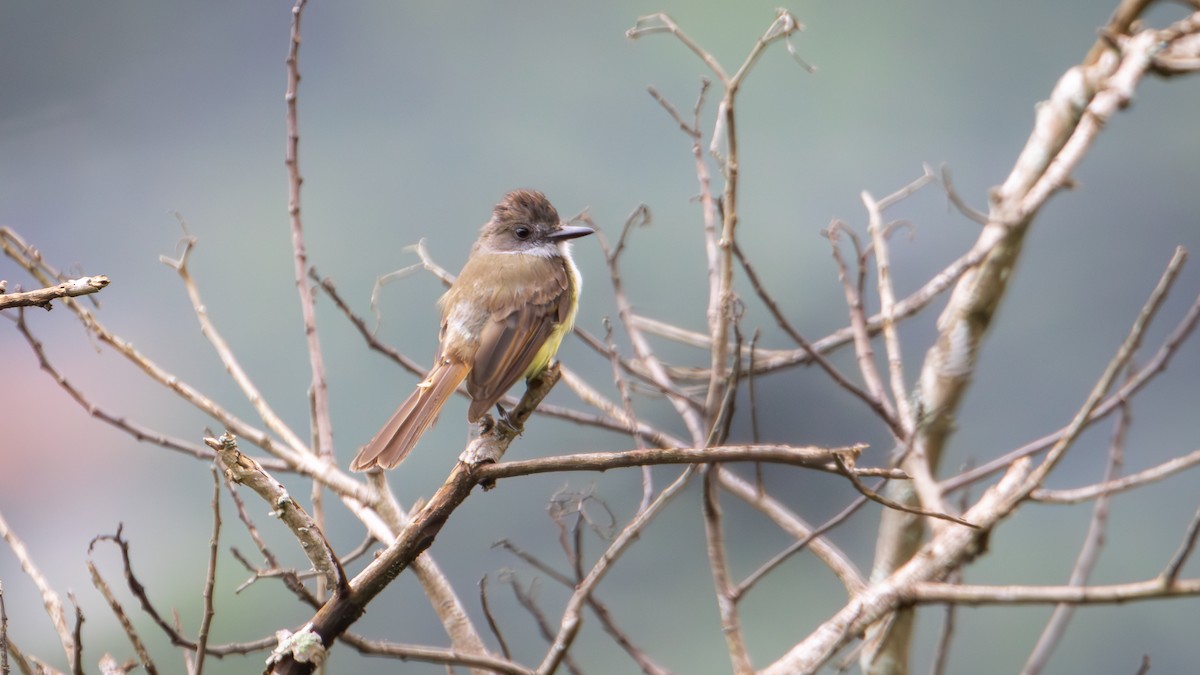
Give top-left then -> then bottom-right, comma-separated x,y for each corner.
350,359 -> 470,471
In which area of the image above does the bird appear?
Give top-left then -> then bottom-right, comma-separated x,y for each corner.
351,189 -> 593,471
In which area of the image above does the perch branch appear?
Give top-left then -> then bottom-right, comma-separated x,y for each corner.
0,276 -> 109,311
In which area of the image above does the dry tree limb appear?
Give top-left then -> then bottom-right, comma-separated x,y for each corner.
334,636 -> 535,675
222,471 -> 319,602
87,550 -> 159,675
472,443 -> 882,482
781,237 -> 1192,674
1032,446 -> 1200,504
190,469 -> 222,675
268,365 -> 564,674
764,461 -> 1032,675
0,581 -> 8,675
205,433 -> 347,594
0,511 -> 76,666
1160,502 -> 1200,586
907,577 -> 1200,605
702,471 -> 753,674
825,222 -> 894,420
864,11 -> 1200,671
67,596 -> 82,675
0,276 -> 109,311
281,0 -> 335,467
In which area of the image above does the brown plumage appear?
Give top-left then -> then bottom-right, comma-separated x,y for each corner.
351,190 -> 592,471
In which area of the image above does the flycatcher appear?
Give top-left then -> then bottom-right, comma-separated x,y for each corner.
351,189 -> 593,471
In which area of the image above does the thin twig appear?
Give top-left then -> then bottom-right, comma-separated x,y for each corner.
162,234 -> 310,460
1032,447 -> 1200,503
0,581 -> 8,675
1018,247 -> 1187,497
1160,502 -> 1200,586
13,312 -> 260,466
87,550 -> 159,674
493,541 -> 671,675
479,576 -> 511,660
703,469 -> 753,673
946,289 -> 1200,494
338,634 -> 534,675
536,468 -> 696,675
1024,401 -> 1129,674
592,212 -> 707,443
910,577 -> 1200,605
68,595 -> 82,675
507,576 -> 583,675
824,221 -> 893,418
719,467 -> 866,595
833,454 -> 976,528
282,0 -> 335,467
191,468 -> 223,675
733,240 -> 907,439
735,492 -> 873,600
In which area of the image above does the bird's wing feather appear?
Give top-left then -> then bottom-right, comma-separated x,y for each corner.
465,257 -> 572,420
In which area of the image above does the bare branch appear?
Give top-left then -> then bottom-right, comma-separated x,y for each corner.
0,276 -> 109,311
909,577 -> 1200,605
536,468 -> 696,675
87,549 -> 159,675
0,510 -> 75,665
946,289 -> 1200,494
733,240 -> 906,439
473,443 -> 883,482
833,454 -> 976,529
479,576 -> 511,660
282,0 -> 335,465
162,235 -> 310,461
1,581 -> 8,675
1160,502 -> 1200,586
866,12 -> 1200,665
1031,447 -> 1200,503
627,14 -> 730,84
702,470 -> 752,673
1024,401 -> 1128,674
270,366 -> 564,674
13,312 -> 255,467
191,468 -> 223,675
719,467 -> 866,596
206,432 -> 346,594
1018,247 -> 1185,497
339,636 -> 534,675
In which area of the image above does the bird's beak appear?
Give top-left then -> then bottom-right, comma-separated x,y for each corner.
548,224 -> 595,241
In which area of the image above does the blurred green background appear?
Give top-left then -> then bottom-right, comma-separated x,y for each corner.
3,1 -> 1199,673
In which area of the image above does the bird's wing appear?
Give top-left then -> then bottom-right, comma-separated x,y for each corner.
464,258 -> 572,421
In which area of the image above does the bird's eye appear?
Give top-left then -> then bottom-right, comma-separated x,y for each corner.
513,226 -> 532,240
